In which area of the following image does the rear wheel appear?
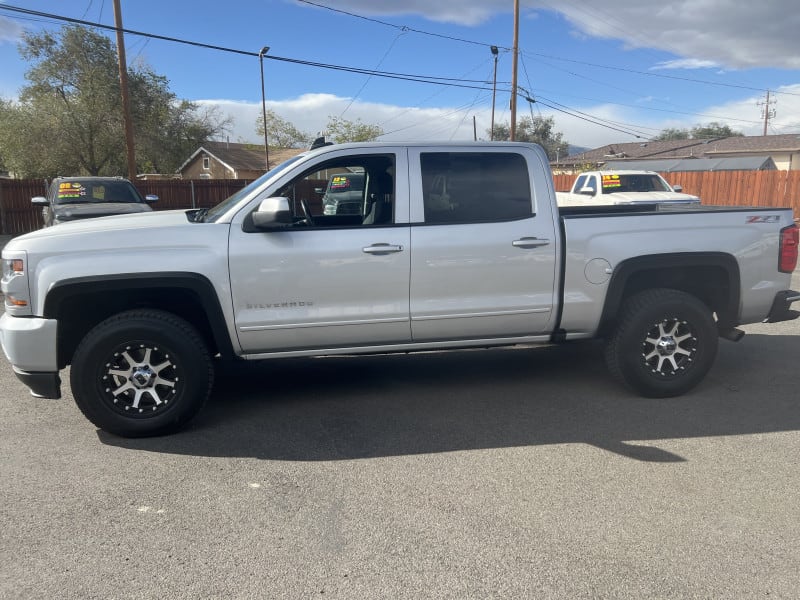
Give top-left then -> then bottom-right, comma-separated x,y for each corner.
70,309 -> 214,437
605,288 -> 718,397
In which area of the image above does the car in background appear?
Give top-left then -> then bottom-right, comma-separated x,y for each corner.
556,170 -> 701,206
321,171 -> 365,215
32,176 -> 158,227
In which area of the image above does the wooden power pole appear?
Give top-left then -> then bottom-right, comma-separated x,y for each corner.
510,0 -> 520,141
113,0 -> 137,180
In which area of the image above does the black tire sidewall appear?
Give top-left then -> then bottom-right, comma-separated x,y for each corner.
71,311 -> 212,437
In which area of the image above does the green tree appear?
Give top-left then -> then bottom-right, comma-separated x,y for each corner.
255,109 -> 312,148
489,115 -> 570,161
326,116 -> 383,143
653,127 -> 691,141
654,122 -> 743,141
0,25 -> 227,178
690,122 -> 743,139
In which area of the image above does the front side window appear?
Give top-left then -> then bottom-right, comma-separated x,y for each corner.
420,152 -> 532,224
274,154 -> 395,228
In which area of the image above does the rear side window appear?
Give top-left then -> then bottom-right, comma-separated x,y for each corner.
420,152 -> 532,224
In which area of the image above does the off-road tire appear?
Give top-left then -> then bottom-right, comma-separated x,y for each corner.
605,288 -> 718,398
70,309 -> 214,437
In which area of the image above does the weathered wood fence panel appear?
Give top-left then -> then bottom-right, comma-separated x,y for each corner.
2,171 -> 799,235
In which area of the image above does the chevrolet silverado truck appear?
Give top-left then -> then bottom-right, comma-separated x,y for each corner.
556,169 -> 701,206
1,142 -> 798,437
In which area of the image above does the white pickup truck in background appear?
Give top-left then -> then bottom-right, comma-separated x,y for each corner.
1,142 -> 798,437
556,169 -> 701,206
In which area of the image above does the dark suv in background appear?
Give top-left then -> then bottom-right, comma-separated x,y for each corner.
32,176 -> 158,227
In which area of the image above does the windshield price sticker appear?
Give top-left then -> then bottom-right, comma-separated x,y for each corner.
330,176 -> 350,189
602,174 -> 621,188
57,182 -> 86,199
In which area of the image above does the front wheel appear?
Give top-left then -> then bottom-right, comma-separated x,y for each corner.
70,309 -> 214,437
604,288 -> 718,398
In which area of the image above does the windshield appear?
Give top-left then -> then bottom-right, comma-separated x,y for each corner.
54,180 -> 144,205
600,174 -> 670,194
203,153 -> 307,222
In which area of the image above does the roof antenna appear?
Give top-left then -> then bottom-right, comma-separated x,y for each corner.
310,136 -> 333,150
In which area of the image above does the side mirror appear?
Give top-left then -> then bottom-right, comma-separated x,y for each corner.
314,187 -> 324,194
32,196 -> 48,205
252,196 -> 292,229
144,194 -> 159,203
672,184 -> 683,192
579,186 -> 596,196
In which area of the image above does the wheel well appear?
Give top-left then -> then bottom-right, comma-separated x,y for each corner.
598,256 -> 740,337
47,282 -> 229,368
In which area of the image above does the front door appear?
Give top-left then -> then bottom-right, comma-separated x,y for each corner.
229,151 -> 411,353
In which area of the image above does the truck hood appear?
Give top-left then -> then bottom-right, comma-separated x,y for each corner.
9,210 -> 198,247
52,202 -> 153,222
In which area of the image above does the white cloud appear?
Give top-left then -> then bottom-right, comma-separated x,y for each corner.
322,0 -> 800,70
197,93 -> 497,145
0,16 -> 24,43
652,59 -> 720,71
297,0 -> 511,27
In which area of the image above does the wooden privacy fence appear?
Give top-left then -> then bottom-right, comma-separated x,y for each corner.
0,178 -> 251,235
553,170 -> 800,218
1,171 -> 799,235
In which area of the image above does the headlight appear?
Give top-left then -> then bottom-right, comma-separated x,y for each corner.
2,258 -> 24,279
2,251 -> 31,312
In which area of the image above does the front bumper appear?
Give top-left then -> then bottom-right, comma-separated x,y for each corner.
765,290 -> 800,323
13,367 -> 61,399
0,313 -> 61,398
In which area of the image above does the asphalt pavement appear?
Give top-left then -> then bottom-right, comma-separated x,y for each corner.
1,272 -> 799,598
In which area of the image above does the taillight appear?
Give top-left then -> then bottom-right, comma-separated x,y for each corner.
779,223 -> 799,273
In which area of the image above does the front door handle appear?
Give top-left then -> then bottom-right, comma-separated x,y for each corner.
363,243 -> 404,255
512,237 -> 550,249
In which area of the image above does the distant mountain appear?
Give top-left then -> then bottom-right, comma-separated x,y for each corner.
567,145 -> 589,157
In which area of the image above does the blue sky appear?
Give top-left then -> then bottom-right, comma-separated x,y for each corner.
1,0 -> 799,151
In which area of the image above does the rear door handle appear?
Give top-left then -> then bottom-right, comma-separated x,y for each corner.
363,243 -> 404,255
512,237 -> 550,249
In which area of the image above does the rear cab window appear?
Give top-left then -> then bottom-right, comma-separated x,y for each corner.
420,152 -> 532,224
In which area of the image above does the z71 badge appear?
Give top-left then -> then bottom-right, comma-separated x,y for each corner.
746,215 -> 780,224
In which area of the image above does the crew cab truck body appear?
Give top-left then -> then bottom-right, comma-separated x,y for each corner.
1,142 -> 798,437
556,169 -> 701,206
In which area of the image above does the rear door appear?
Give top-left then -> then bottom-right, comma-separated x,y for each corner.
407,147 -> 559,341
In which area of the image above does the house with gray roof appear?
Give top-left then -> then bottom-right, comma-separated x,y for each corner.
556,134 -> 800,172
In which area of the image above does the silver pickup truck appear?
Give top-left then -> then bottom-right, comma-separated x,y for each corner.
1,142 -> 798,437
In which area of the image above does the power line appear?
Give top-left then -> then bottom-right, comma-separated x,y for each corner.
3,3 -> 776,141
295,0 -> 509,50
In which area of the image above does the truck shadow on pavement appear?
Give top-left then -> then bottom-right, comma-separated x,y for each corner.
100,334 -> 800,462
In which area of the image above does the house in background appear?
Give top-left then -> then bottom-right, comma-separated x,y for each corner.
556,134 -> 800,173
177,141 -> 304,180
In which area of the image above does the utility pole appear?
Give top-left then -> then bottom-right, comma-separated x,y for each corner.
490,46 -> 499,141
510,0 -> 520,141
112,0 -> 136,180
259,46 -> 271,170
758,89 -> 776,136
